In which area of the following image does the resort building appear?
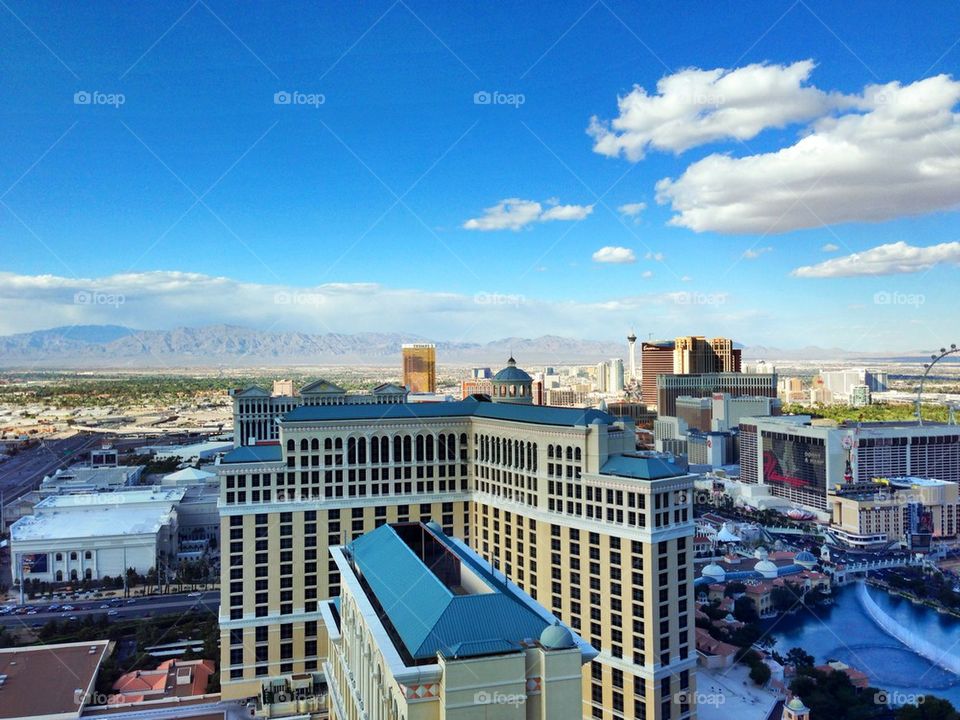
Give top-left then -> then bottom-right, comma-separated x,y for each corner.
215,358 -> 698,720
739,416 -> 960,512
10,488 -> 184,584
231,381 -> 409,447
319,521 -> 595,720
829,476 -> 959,549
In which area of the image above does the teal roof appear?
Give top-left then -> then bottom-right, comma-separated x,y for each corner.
599,454 -> 687,480
493,366 -> 533,383
349,524 -> 553,660
221,444 -> 283,464
283,396 -> 614,427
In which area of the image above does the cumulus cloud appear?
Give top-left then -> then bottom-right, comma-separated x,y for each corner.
822,243 -> 840,252
463,198 -> 593,230
743,246 -> 773,259
791,241 -> 960,277
656,74 -> 960,234
618,201 -> 647,217
589,60 -> 834,159
0,270 -> 755,340
592,246 -> 636,264
645,251 -> 664,261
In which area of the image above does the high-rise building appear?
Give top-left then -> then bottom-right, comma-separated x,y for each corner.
216,359 -> 698,720
640,340 -> 675,405
595,361 -> 609,393
627,332 -> 638,380
230,381 -> 408,447
321,522 -> 595,720
609,358 -> 625,393
403,343 -> 437,393
739,416 -> 960,511
656,372 -> 777,417
673,336 -> 738,375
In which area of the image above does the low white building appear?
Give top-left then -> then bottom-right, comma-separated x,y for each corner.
142,440 -> 234,462
39,464 -> 144,496
10,488 -> 185,583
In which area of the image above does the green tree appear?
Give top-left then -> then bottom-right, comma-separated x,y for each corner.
896,696 -> 959,720
749,660 -> 771,686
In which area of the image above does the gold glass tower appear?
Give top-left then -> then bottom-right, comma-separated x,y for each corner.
402,342 -> 436,393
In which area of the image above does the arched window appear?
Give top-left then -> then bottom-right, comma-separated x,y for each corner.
403,436 -> 412,463
347,437 -> 356,465
70,569 -> 78,581
300,439 -> 309,452
70,551 -> 77,561
84,550 -> 92,560
84,568 -> 92,580
358,437 -> 367,464
56,570 -> 63,582
548,445 -> 554,458
311,438 -> 320,451
287,439 -> 295,452
448,433 -> 456,461
575,447 -> 582,462
394,436 -> 403,463
335,438 -> 343,450
380,436 -> 389,463
425,435 -> 434,462
532,443 -> 538,471
416,435 -> 425,463
566,446 -> 573,461
371,436 -> 380,464
324,438 -> 333,451
460,433 -> 467,459
55,552 -> 63,561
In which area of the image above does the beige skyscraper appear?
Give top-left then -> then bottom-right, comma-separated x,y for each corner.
673,336 -> 738,374
402,342 -> 437,393
216,357 -> 697,720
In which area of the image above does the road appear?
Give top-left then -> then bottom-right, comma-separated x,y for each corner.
0,589 -> 220,630
0,433 -> 101,506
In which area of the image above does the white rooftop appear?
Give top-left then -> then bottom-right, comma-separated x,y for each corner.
11,492 -> 182,542
36,487 -> 185,509
163,466 -> 216,482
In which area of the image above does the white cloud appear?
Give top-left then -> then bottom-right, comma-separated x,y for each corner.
618,201 -> 647,217
743,246 -> 772,259
464,198 -> 592,230
791,241 -> 960,277
592,246 -> 636,264
821,243 -> 840,252
589,60 -> 835,159
641,270 -> 653,278
541,203 -> 594,221
0,270 -> 754,342
656,74 -> 960,233
645,251 -> 664,261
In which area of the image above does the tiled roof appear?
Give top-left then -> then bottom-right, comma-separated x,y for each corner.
220,444 -> 283,464
283,396 -> 616,427
349,524 -> 552,660
599,454 -> 687,480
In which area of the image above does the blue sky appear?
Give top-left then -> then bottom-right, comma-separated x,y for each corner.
1,0 -> 959,350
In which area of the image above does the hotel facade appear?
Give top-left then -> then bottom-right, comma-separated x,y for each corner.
216,361 -> 697,720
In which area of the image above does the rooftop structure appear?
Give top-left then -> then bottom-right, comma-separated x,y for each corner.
10,489 -> 184,585
322,522 -> 594,719
109,658 -> 215,704
0,640 -> 111,720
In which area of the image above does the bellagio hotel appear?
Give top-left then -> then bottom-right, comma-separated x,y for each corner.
216,358 -> 697,720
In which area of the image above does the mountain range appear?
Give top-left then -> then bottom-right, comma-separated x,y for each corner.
0,325 -> 942,368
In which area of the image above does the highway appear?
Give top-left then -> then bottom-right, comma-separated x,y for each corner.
0,589 -> 220,630
0,433 -> 101,505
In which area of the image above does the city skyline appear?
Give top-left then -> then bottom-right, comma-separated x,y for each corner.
2,2 -> 959,349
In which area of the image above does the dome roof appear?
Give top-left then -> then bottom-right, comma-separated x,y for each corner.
795,551 -> 817,567
755,559 -> 779,577
716,524 -> 741,543
540,623 -> 576,649
701,563 -> 725,580
493,357 -> 532,383
787,697 -> 809,712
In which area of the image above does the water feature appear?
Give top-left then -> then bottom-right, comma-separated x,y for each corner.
769,582 -> 960,706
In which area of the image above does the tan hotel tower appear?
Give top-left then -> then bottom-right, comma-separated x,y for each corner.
216,358 -> 697,720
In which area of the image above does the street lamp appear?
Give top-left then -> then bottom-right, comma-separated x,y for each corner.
916,343 -> 960,425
